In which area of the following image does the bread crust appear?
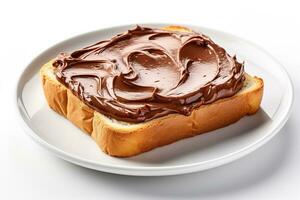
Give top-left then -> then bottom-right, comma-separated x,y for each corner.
40,26 -> 263,157
40,60 -> 263,157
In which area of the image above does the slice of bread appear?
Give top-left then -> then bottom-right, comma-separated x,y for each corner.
40,26 -> 263,157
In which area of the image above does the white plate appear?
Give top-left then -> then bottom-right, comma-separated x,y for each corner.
16,24 -> 294,176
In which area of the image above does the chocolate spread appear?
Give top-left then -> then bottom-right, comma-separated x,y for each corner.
53,26 -> 245,123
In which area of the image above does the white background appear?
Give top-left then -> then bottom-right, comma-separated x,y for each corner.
1,0 -> 300,199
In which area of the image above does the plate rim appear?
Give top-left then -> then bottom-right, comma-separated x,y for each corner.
15,23 -> 294,176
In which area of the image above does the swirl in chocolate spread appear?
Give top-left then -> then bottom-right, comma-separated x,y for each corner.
53,26 -> 245,123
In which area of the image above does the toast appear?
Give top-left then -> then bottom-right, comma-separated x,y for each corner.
40,26 -> 263,157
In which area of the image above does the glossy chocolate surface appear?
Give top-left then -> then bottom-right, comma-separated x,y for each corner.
53,26 -> 244,123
